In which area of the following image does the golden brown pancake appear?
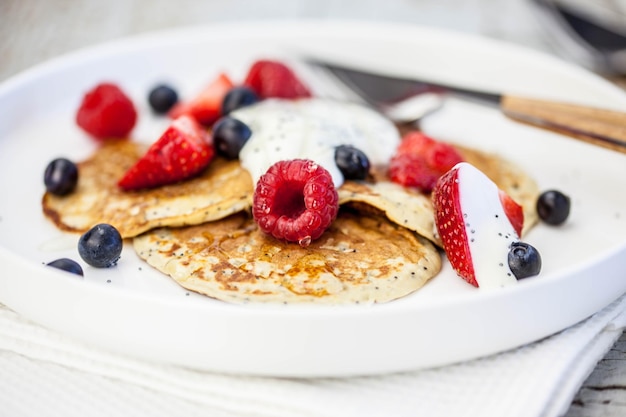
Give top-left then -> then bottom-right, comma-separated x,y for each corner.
42,139 -> 538,244
339,176 -> 437,244
133,210 -> 441,304
42,140 -> 253,239
41,134 -> 538,305
457,145 -> 539,236
337,146 -> 539,245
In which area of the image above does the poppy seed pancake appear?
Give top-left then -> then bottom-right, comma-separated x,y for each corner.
133,210 -> 441,304
42,140 -> 254,238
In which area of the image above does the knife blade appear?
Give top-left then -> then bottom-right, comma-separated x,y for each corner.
305,59 -> 626,154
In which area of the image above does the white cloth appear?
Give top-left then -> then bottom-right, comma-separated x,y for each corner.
0,293 -> 624,417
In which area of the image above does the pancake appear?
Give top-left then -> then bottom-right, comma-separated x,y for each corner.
42,139 -> 539,244
42,140 -> 253,238
337,146 -> 540,245
133,209 -> 441,304
339,178 -> 436,242
457,145 -> 539,236
42,135 -> 537,304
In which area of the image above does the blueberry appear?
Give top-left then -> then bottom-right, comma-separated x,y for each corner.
212,116 -> 252,159
46,258 -> 84,276
335,145 -> 370,180
508,241 -> 541,279
221,86 -> 259,115
536,190 -> 570,225
78,223 -> 123,268
44,158 -> 78,196
148,84 -> 178,114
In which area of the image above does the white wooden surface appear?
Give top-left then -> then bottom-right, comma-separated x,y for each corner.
1,1 -> 624,416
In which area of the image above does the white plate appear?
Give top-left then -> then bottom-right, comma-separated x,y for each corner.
1,20 -> 625,377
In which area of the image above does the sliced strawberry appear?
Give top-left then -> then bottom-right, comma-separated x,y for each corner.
388,153 -> 442,191
389,131 -> 463,192
432,162 -> 524,288
243,60 -> 312,99
433,167 -> 475,285
395,131 -> 433,154
76,82 -> 137,140
499,190 -> 524,237
118,115 -> 214,190
169,73 -> 234,126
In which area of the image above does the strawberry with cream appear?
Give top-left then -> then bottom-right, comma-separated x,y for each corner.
433,162 -> 541,288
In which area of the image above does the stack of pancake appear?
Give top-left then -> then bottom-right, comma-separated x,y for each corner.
42,137 -> 538,304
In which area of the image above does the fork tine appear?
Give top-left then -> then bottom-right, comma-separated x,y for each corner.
293,60 -> 371,104
295,59 -> 444,124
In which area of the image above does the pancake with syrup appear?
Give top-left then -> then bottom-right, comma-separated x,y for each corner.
42,137 -> 538,304
133,209 -> 441,304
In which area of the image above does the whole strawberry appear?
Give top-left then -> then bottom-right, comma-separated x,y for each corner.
243,60 -> 312,99
76,82 -> 137,140
118,115 -> 214,190
432,162 -> 528,288
389,131 -> 463,192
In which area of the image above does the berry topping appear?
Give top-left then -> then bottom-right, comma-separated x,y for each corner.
335,145 -> 370,180
169,73 -> 234,126
537,189 -> 570,225
212,116 -> 252,160
243,60 -> 312,99
44,158 -> 78,196
148,84 -> 179,114
76,82 -> 137,140
78,223 -> 123,268
433,162 -> 524,288
508,241 -> 542,279
118,115 -> 214,190
499,189 -> 524,237
252,159 -> 339,246
221,86 -> 259,115
46,258 -> 84,276
389,131 -> 463,192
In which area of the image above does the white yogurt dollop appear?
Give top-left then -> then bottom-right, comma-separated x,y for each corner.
232,98 -> 401,187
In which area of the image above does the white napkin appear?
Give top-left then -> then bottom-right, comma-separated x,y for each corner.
0,292 -> 624,417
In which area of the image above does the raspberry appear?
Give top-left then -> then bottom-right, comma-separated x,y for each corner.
389,131 -> 463,192
76,82 -> 137,140
252,159 -> 339,247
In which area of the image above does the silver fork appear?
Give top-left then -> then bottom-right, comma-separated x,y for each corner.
296,57 -> 626,154
294,60 -> 444,124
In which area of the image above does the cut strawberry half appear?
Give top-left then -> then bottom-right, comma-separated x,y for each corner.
499,190 -> 524,237
243,60 -> 312,99
169,73 -> 234,126
118,115 -> 214,190
389,131 -> 463,192
432,162 -> 524,288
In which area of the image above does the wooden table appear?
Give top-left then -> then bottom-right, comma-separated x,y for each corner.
1,1 -> 624,416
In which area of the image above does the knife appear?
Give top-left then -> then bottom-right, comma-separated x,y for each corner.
305,59 -> 626,154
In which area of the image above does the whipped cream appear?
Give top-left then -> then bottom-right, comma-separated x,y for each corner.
232,98 -> 401,187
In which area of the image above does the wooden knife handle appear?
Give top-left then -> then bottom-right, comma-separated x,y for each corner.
500,95 -> 626,154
